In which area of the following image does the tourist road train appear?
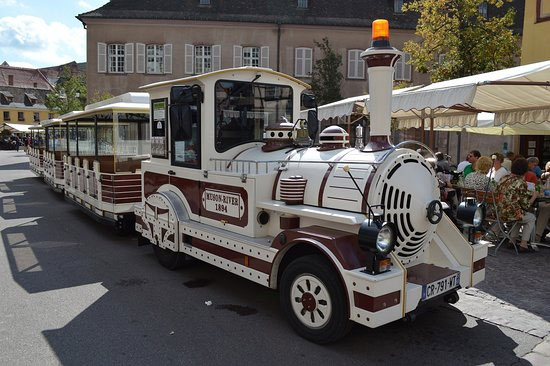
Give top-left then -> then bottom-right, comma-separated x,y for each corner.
27,20 -> 488,343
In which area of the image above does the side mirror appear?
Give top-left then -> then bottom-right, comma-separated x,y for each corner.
307,110 -> 318,141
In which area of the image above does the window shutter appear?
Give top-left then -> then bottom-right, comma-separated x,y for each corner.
124,43 -> 134,73
394,57 -> 403,80
233,45 -> 242,68
357,54 -> 365,79
304,48 -> 312,76
97,42 -> 107,73
348,50 -> 356,79
164,44 -> 173,74
185,44 -> 194,74
295,48 -> 304,77
212,45 -> 221,71
403,53 -> 411,80
136,43 -> 145,73
260,46 -> 269,68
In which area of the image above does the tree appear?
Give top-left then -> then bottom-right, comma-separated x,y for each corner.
89,90 -> 114,104
310,38 -> 343,105
45,67 -> 87,115
403,0 -> 519,82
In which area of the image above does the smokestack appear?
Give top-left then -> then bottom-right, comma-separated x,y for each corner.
361,19 -> 401,152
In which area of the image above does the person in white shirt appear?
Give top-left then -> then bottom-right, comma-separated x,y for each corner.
487,152 -> 509,183
502,151 -> 514,171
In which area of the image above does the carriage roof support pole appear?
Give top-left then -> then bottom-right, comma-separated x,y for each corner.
94,115 -> 98,160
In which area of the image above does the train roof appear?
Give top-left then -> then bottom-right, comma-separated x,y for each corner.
139,67 -> 311,91
60,92 -> 150,122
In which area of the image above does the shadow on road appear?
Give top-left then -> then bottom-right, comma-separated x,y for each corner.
0,170 -> 534,365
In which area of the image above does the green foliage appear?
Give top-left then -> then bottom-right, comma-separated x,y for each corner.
45,67 -> 87,115
89,90 -> 114,104
310,38 -> 343,105
403,0 -> 519,82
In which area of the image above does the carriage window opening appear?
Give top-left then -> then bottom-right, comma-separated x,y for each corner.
170,94 -> 200,168
214,80 -> 293,153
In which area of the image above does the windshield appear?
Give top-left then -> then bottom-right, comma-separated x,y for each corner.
214,80 -> 293,152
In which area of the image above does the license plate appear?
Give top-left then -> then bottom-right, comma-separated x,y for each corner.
422,272 -> 460,300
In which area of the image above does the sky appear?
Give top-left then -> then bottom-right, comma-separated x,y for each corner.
0,0 -> 108,68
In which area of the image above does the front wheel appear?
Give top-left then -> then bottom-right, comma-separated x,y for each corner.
279,254 -> 351,344
152,244 -> 187,270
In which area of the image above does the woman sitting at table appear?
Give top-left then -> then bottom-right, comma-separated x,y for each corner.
464,156 -> 492,191
495,158 -> 538,253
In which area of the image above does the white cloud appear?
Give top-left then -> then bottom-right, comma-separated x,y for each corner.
0,15 -> 86,68
0,0 -> 26,7
78,0 -> 93,10
7,61 -> 35,68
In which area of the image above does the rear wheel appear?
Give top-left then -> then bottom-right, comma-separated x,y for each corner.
152,244 -> 187,270
279,254 -> 351,344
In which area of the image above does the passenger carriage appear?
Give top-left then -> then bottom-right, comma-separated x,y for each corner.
28,124 -> 45,177
42,118 -> 68,191
134,20 -> 488,343
61,93 -> 150,233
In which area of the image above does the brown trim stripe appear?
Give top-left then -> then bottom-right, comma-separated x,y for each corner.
190,238 -> 271,274
473,258 -> 485,273
353,290 -> 400,313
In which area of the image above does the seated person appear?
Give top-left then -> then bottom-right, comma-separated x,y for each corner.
495,158 -> 538,252
487,152 -> 509,183
464,156 -> 492,191
435,152 -> 451,173
462,150 -> 481,178
527,157 -> 543,178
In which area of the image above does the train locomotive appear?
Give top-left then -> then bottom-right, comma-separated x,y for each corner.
134,20 -> 488,343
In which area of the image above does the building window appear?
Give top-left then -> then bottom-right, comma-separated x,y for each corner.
18,112 -> 24,121
147,45 -> 164,74
298,0 -> 308,8
48,113 -> 54,119
8,75 -> 14,85
195,45 -> 212,74
243,47 -> 260,67
295,48 -> 313,77
108,44 -> 125,73
395,53 -> 412,81
347,49 -> 365,79
3,111 -> 10,121
394,0 -> 404,13
537,0 -> 550,22
33,112 -> 40,122
478,2 -> 488,18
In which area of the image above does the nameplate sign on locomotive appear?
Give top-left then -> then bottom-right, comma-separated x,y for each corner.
202,189 -> 245,219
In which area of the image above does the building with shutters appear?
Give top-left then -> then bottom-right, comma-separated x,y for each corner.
0,63 -> 56,134
77,0 -> 429,98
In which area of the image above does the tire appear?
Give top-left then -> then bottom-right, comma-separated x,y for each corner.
279,254 -> 351,344
152,244 -> 187,270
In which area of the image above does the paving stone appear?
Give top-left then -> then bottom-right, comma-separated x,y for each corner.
522,351 -> 550,366
532,336 -> 550,357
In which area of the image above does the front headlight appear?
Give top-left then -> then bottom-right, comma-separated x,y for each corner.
457,198 -> 485,228
376,224 -> 396,255
358,220 -> 397,255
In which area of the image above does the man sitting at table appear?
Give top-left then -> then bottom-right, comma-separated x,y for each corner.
495,158 -> 538,253
487,153 -> 509,183
461,150 -> 481,177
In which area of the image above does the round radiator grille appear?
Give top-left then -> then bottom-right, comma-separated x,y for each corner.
371,151 -> 439,264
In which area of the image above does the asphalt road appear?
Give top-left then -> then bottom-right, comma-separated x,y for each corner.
0,150 -> 548,366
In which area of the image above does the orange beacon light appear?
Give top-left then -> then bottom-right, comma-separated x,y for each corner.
372,19 -> 390,47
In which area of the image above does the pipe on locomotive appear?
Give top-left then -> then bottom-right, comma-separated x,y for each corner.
361,19 -> 401,152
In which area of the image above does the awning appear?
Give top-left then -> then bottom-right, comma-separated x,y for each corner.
301,85 -> 424,121
3,123 -> 34,133
393,61 -> 550,128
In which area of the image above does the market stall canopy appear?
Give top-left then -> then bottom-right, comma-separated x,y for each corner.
2,123 -> 35,133
393,61 -> 550,128
299,85 -> 423,121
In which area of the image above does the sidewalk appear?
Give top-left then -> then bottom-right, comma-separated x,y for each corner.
454,244 -> 550,364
